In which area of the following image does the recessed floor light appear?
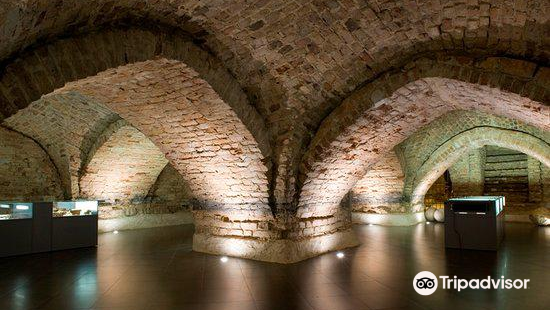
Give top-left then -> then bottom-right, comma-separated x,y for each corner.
113,230 -> 119,234
220,256 -> 228,263
336,252 -> 345,258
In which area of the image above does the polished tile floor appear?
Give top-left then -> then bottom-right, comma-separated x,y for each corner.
0,222 -> 548,310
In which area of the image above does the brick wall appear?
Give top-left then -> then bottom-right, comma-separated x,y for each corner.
147,163 -> 193,213
349,151 -> 405,214
0,126 -> 63,201
421,146 -> 549,214
3,93 -> 118,198
449,148 -> 486,197
300,78 -> 548,223
484,146 -> 529,203
424,174 -> 450,209
79,121 -> 168,217
527,157 -> 550,206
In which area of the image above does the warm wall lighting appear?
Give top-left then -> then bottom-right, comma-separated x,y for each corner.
336,252 -> 345,259
220,256 -> 229,263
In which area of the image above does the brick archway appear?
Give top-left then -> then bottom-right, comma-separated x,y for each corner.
0,28 -> 271,163
79,119 -> 168,204
49,58 -> 276,256
409,127 -> 550,211
3,93 -> 119,199
299,77 -> 549,236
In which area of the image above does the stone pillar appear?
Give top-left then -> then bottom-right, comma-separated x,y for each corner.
193,202 -> 359,264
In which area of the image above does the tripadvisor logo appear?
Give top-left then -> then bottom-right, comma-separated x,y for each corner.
413,271 -> 438,295
413,271 -> 530,296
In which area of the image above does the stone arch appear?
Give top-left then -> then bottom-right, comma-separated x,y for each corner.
0,23 -> 279,260
1,1 -> 549,214
49,58 -> 275,245
79,119 -> 168,204
275,55 -> 549,215
2,93 -> 119,199
298,77 -> 549,234
0,27 -> 271,162
409,127 -> 550,211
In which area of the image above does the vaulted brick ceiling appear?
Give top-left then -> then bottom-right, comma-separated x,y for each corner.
79,120 -> 168,203
0,0 -> 548,211
3,93 -> 119,199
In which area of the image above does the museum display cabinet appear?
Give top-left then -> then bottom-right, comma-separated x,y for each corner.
0,202 -> 34,257
51,201 -> 98,251
0,201 -> 98,257
445,196 -> 505,251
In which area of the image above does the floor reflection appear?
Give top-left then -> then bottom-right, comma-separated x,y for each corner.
0,223 -> 547,310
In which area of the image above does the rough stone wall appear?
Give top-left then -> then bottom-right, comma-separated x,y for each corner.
349,151 -> 405,214
0,126 -> 63,201
79,121 -> 168,217
449,147 -> 486,197
2,93 -> 118,198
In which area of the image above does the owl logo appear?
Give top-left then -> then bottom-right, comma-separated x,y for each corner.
415,277 -> 435,289
413,271 -> 438,295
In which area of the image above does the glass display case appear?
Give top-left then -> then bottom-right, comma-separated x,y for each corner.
53,201 -> 98,217
1,201 -> 98,258
0,202 -> 33,220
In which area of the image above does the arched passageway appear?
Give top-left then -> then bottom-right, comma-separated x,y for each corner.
299,80 -> 548,238
409,127 -> 550,210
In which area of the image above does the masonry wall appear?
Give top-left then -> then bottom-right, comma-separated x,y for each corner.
527,157 -> 550,206
2,93 -> 118,199
449,148 -> 486,197
147,164 -> 193,213
97,163 -> 195,232
0,126 -> 63,201
350,151 -> 405,214
484,146 -> 529,204
424,174 -> 449,209
79,124 -> 168,208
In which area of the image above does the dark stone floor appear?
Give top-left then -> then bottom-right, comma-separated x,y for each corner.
0,222 -> 548,310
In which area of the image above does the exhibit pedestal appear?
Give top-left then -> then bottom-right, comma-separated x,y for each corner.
445,196 -> 505,251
